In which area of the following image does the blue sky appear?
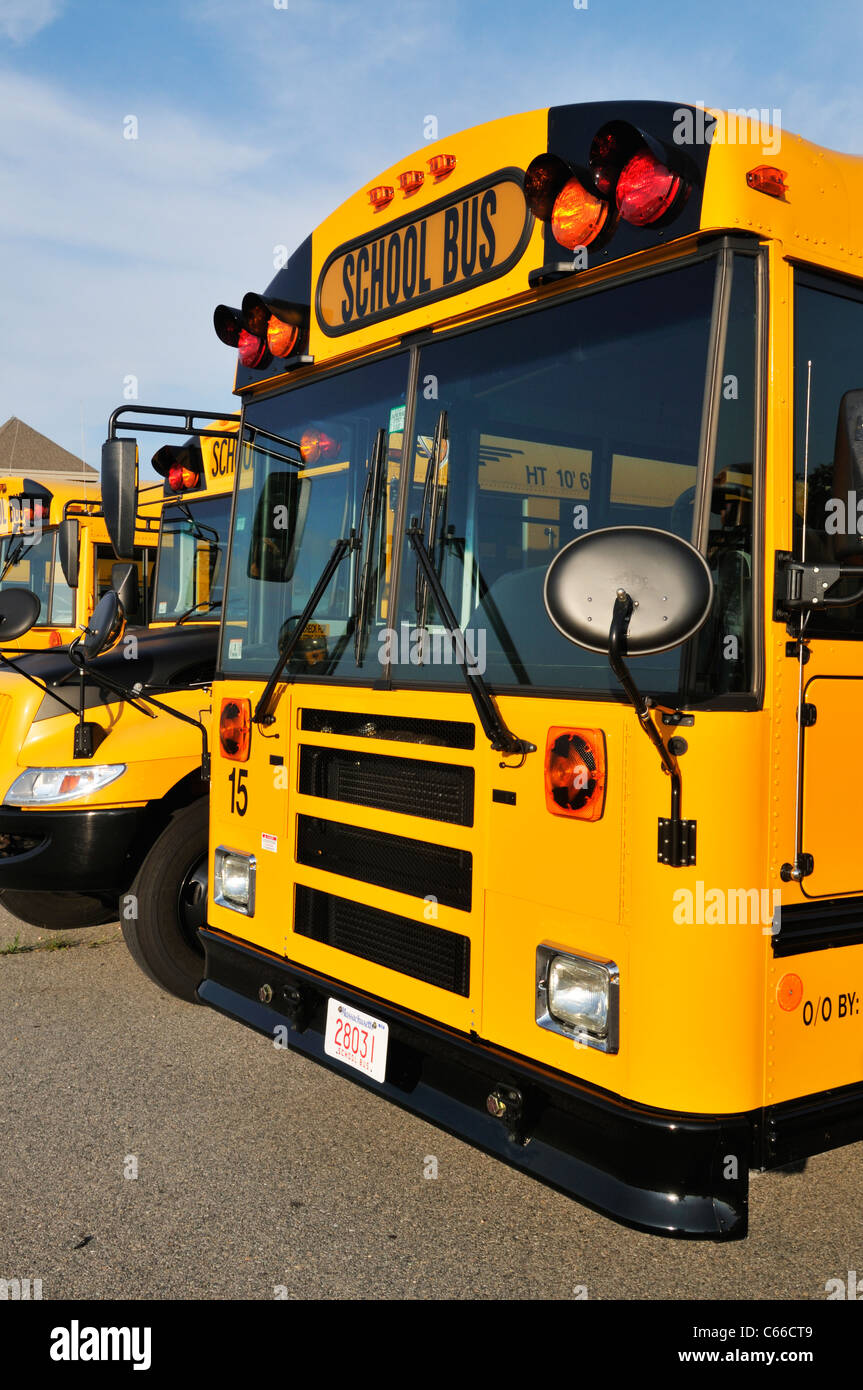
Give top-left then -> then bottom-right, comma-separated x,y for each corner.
1,0 -> 861,476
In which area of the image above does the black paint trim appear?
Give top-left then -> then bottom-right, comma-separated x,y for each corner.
0,805 -> 147,893
773,896 -> 863,956
315,169 -> 533,338
763,1077 -> 863,1167
198,929 -> 752,1240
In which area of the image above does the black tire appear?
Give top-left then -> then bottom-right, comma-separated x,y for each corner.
0,889 -> 116,931
122,798 -> 208,1003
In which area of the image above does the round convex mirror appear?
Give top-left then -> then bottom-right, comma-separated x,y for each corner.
81,590 -> 125,661
544,526 -> 714,656
0,589 -> 41,643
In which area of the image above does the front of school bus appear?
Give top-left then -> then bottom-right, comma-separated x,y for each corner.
0,426 -> 236,945
0,473 -> 154,652
168,100 -> 863,1238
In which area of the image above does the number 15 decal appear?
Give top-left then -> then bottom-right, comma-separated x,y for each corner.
229,767 -> 248,816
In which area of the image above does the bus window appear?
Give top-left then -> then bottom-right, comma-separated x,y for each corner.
152,496 -> 231,622
95,544 -> 150,624
393,254 -> 756,699
0,528 -> 75,627
222,353 -> 407,677
793,271 -> 863,636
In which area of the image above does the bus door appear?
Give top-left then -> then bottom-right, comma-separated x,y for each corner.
791,270 -> 863,897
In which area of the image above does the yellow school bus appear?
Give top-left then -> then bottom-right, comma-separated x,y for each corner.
0,419 -> 236,942
118,101 -> 863,1238
0,473 -> 154,651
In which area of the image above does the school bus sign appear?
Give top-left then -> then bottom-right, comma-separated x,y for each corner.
315,170 -> 533,336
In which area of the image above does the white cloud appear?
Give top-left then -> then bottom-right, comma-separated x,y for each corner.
0,0 -> 64,44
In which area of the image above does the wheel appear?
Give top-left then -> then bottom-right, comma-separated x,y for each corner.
0,890 -> 116,930
122,798 -> 208,1003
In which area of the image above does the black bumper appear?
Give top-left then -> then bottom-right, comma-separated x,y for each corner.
0,805 -> 147,893
199,929 -> 753,1241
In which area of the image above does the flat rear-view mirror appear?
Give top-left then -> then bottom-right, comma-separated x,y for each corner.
111,562 -> 140,620
101,438 -> 138,560
58,517 -> 80,589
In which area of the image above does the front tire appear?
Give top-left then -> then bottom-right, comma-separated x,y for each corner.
0,890 -> 116,931
123,798 -> 208,1003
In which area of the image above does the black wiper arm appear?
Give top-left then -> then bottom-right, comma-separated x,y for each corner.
174,500 -> 219,545
407,522 -> 535,763
254,531 -> 358,727
415,410 -> 448,634
353,427 -> 387,666
0,537 -> 31,583
176,599 -> 222,626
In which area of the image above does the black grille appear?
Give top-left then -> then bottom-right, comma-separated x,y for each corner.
300,709 -> 475,749
296,814 -> 472,911
294,885 -> 471,996
298,747 -> 474,826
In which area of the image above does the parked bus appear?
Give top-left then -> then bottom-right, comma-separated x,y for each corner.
0,420 -> 236,938
109,101 -> 863,1238
0,473 -> 153,650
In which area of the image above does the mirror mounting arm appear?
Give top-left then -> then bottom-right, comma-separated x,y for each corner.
607,590 -> 696,868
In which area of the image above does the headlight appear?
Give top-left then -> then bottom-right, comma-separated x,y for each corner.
3,765 -> 126,806
214,846 -> 256,916
536,946 -> 619,1053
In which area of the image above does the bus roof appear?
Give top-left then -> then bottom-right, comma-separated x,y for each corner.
222,100 -> 863,392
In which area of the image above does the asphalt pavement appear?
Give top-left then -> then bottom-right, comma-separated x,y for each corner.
1,905 -> 861,1301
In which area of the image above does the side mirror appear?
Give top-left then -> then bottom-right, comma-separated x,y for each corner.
544,526 -> 714,655
101,438 -> 138,559
58,517 -> 80,589
0,589 -> 41,643
545,526 -> 714,869
111,562 -> 139,619
80,590 -> 126,661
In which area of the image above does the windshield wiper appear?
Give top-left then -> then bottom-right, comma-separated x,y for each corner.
175,599 -> 222,625
253,533 -> 358,726
353,428 -> 387,665
173,500 -> 220,545
415,411 -> 448,636
406,521 -> 535,763
0,536 -> 33,583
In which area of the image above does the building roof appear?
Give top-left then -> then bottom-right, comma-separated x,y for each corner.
0,417 -> 97,478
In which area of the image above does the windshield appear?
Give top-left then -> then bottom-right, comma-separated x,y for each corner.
153,495 -> 232,622
0,527 -> 75,625
221,253 -> 758,701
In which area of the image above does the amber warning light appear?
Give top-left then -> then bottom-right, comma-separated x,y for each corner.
545,727 -> 607,821
220,698 -> 251,761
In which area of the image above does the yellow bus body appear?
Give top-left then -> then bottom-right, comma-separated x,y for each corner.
159,102 -> 863,1237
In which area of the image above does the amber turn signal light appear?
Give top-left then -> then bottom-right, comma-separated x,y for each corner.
220,698 -> 251,761
545,727 -> 606,821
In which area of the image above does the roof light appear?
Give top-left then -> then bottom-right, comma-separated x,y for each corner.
589,119 -> 691,227
237,329 -> 268,369
427,153 -> 456,179
167,464 -> 199,493
267,317 -> 299,358
368,185 -> 394,209
213,304 -> 244,347
551,176 -> 610,249
746,165 -> 788,199
398,169 -> 425,194
524,152 -> 573,221
615,150 -> 683,226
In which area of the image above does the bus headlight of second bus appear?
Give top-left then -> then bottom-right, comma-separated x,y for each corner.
3,765 -> 127,805
213,846 -> 256,915
535,946 -> 619,1052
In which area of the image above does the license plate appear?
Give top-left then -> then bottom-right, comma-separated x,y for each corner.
324,998 -> 388,1083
